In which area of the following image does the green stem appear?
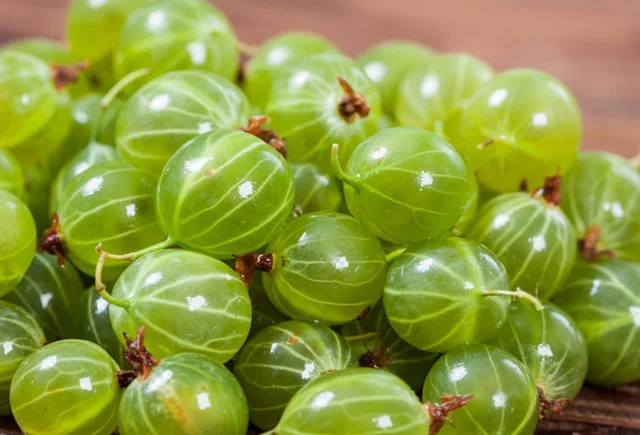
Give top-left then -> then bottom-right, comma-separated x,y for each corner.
99,236 -> 175,263
96,285 -> 130,309
481,288 -> 544,311
630,150 -> 640,169
385,246 -> 407,263
237,40 -> 259,57
331,143 -> 360,187
343,332 -> 382,342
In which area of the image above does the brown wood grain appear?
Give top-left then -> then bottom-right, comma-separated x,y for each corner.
0,0 -> 638,158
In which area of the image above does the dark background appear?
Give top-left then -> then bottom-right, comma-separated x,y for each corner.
0,0 -> 638,157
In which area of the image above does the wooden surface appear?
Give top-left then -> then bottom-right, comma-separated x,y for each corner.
0,0 -> 638,158
0,1 -> 639,434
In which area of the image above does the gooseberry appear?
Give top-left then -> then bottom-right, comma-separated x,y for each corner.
290,162 -> 342,214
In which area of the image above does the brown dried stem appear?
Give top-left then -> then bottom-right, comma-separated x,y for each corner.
530,171 -> 562,206
235,253 -> 274,288
50,60 -> 89,91
538,386 -> 571,420
240,115 -> 287,158
337,77 -> 370,123
38,213 -> 67,266
116,326 -> 159,388
359,348 -> 394,369
426,395 -> 474,435
578,225 -> 617,261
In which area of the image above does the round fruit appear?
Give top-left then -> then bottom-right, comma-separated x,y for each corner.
114,0 -> 238,88
119,350 -> 248,435
69,288 -> 125,367
340,302 -> 439,390
0,301 -> 46,415
10,339 -> 121,435
452,69 -> 582,192
423,344 -> 539,435
244,32 -> 339,110
490,299 -> 588,404
106,249 -> 251,361
0,189 -> 36,298
290,162 -> 342,214
358,40 -> 433,114
156,128 -> 294,259
21,161 -> 56,235
0,148 -> 24,197
0,51 -> 74,163
243,212 -> 386,326
451,169 -> 479,235
466,174 -> 577,300
234,320 -> 356,430
333,126 -> 471,244
266,368 -> 470,435
41,160 -> 166,281
116,70 -> 250,174
394,53 -> 494,137
561,151 -> 640,262
383,237 -> 512,353
266,53 -> 381,172
554,259 -> 640,386
4,252 -> 84,341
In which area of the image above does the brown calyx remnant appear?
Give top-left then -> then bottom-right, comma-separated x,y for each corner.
530,172 -> 562,206
235,253 -> 274,288
357,305 -> 372,320
38,213 -> 67,266
286,333 -> 300,345
425,395 -> 474,435
50,61 -> 89,91
359,348 -> 393,369
578,224 -> 617,261
240,116 -> 287,158
116,326 -> 159,388
337,76 -> 370,123
537,386 -> 570,420
519,178 -> 529,192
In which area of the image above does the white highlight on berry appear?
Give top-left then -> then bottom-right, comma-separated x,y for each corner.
95,297 -> 109,314
40,355 -> 57,370
531,235 -> 546,252
630,306 -> 640,326
420,76 -> 440,98
364,62 -> 386,83
186,295 -> 208,312
150,94 -> 170,111
537,344 -> 553,357
79,377 -> 93,391
532,112 -> 548,127
416,258 -> 434,273
301,362 -> 316,380
40,293 -> 53,309
311,391 -> 335,410
146,11 -> 167,32
488,89 -> 508,107
418,171 -> 434,187
373,415 -> 393,429
267,47 -> 289,65
449,364 -> 467,382
238,181 -> 254,199
333,256 -> 349,271
187,42 -> 207,66
82,176 -> 104,196
143,272 -> 163,287
603,201 -> 624,218
371,147 -> 388,160
147,369 -> 173,393
125,203 -> 137,218
197,393 -> 212,410
492,392 -> 507,408
589,279 -> 601,296
493,214 -> 510,229
3,341 -> 13,355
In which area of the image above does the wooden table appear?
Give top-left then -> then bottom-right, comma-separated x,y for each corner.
0,1 -> 639,433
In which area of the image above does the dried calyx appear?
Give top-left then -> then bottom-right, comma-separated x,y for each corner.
38,213 -> 67,266
578,224 -> 617,261
359,348 -> 393,369
337,76 -> 370,123
537,387 -> 570,420
50,61 -> 89,91
235,253 -> 274,288
116,326 -> 159,388
530,172 -> 562,206
240,115 -> 287,158
425,395 -> 474,435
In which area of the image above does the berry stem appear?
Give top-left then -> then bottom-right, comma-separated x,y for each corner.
50,60 -> 89,91
93,250 -> 130,309
385,246 -> 407,263
481,288 -> 544,311
237,40 -> 259,57
239,115 -> 287,158
331,144 -> 360,187
38,213 -> 66,266
343,332 -> 383,342
630,149 -> 640,169
337,76 -> 370,123
425,395 -> 474,434
578,224 -> 617,261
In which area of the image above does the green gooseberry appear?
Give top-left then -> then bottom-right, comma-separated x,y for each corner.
66,0 -> 147,64
69,288 -> 125,367
246,212 -> 386,326
41,160 -> 166,281
0,189 -> 36,298
383,237 -> 515,353
0,51 -> 74,163
10,339 -> 121,435
290,162 -> 342,215
243,32 -> 339,110
332,126 -> 471,244
0,301 -> 46,415
451,168 -> 479,235
265,367 -> 471,435
422,344 -> 539,435
247,272 -> 288,339
394,53 -> 494,138
4,252 -> 83,341
554,259 -> 640,386
266,53 -> 381,172
451,69 -> 582,193
489,300 -> 588,405
119,351 -> 248,435
49,142 -> 119,215
466,175 -> 577,300
0,149 -> 25,197
114,0 -> 238,89
234,320 -> 356,430
358,40 -> 433,114
104,249 -> 251,361
155,128 -> 294,259
115,70 -> 250,174
378,112 -> 396,129
21,160 -> 56,236
340,302 -> 439,391
561,151 -> 640,262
